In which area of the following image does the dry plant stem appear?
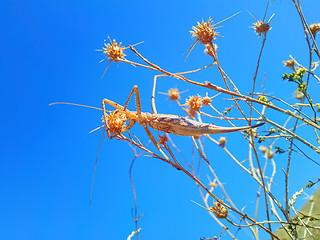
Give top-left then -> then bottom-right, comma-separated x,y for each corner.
205,134 -> 285,213
227,93 -> 312,123
249,104 -> 320,154
285,14 -> 316,218
197,186 -> 238,240
205,134 -> 288,222
129,45 -> 320,132
166,134 -> 192,169
256,93 -> 313,122
151,63 -> 216,114
254,155 -> 269,234
291,205 -> 314,238
267,158 -> 294,239
209,42 -> 249,122
200,110 -> 261,121
292,0 -> 320,59
249,133 -> 274,238
128,147 -> 143,240
224,220 -> 320,230
248,33 -> 273,234
302,195 -> 315,238
123,131 -> 279,238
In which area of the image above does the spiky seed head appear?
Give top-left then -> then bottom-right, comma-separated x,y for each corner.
309,23 -> 320,35
212,202 -> 228,219
185,95 -> 202,111
202,93 -> 212,106
218,137 -> 227,147
101,39 -> 126,62
168,88 -> 180,101
191,18 -> 217,44
251,20 -> 271,37
283,59 -> 295,69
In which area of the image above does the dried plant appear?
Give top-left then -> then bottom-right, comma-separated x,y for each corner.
54,1 -> 320,239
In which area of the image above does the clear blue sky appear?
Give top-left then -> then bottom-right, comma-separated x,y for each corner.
1,1 -> 319,239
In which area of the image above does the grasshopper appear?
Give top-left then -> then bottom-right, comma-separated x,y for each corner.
102,85 -> 264,147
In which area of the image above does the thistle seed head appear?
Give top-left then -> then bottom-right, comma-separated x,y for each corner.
283,59 -> 295,69
309,23 -> 320,35
101,38 -> 126,62
251,20 -> 271,37
168,88 -> 180,101
185,95 -> 202,111
191,18 -> 217,44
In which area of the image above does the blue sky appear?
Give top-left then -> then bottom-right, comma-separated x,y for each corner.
1,1 -> 320,240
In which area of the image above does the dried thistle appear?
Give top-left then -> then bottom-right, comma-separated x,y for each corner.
97,36 -> 128,78
309,23 -> 320,35
186,13 -> 239,60
250,13 -> 274,38
202,93 -> 213,106
168,88 -> 180,101
211,202 -> 228,219
185,95 -> 202,111
191,18 -> 218,45
101,38 -> 126,62
283,59 -> 296,69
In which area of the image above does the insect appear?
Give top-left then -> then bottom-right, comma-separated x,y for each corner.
102,85 -> 264,147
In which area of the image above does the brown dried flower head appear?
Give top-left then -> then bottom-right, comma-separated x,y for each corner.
168,88 -> 180,101
202,94 -> 213,106
101,38 -> 126,62
283,59 -> 295,69
185,95 -> 202,111
218,137 -> 227,147
309,23 -> 320,35
211,202 -> 228,219
191,18 -> 217,44
252,20 -> 271,37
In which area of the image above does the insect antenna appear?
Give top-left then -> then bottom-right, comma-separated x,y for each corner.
89,127 -> 107,206
49,102 -> 103,111
89,124 -> 105,134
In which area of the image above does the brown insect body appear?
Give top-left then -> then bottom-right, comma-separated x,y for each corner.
133,112 -> 264,136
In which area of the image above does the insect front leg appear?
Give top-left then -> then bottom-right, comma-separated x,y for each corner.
141,123 -> 170,161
